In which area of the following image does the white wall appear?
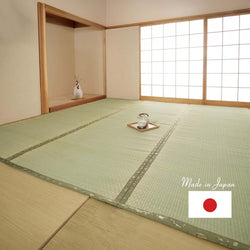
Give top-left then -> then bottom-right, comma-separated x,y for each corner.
75,27 -> 104,95
47,23 -> 75,102
0,0 -> 106,125
106,0 -> 250,26
106,27 -> 139,100
0,0 -> 41,125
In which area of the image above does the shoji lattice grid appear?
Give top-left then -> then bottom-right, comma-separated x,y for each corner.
207,14 -> 250,102
141,20 -> 204,99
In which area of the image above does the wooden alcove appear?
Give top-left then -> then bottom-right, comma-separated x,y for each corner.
38,3 -> 106,113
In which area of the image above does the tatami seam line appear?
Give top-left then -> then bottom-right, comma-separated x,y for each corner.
6,111 -> 120,161
114,117 -> 180,204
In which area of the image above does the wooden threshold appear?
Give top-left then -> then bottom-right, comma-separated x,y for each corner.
205,100 -> 250,108
140,96 -> 250,108
49,94 -> 106,112
140,96 -> 204,105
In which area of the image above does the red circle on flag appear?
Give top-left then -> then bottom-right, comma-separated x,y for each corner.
203,198 -> 217,212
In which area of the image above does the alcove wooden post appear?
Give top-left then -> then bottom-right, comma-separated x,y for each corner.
38,2 -> 49,114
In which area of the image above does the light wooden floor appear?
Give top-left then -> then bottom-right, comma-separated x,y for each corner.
0,162 -> 228,250
0,162 -> 88,249
44,199 -> 228,250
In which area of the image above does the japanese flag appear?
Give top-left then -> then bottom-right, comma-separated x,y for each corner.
188,191 -> 231,218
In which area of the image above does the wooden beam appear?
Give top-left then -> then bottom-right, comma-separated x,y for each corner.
45,4 -> 105,30
46,13 -> 75,28
38,2 -> 49,114
103,30 -> 107,95
74,22 -> 89,28
139,27 -> 141,100
46,14 -> 88,28
106,8 -> 250,29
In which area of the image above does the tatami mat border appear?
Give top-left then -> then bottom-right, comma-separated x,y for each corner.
115,118 -> 180,204
6,111 -> 120,161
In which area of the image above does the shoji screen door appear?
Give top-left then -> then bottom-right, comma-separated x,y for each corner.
141,20 -> 204,100
207,15 -> 250,102
140,12 -> 250,106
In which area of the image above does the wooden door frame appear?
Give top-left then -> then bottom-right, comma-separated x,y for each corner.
37,2 -> 106,114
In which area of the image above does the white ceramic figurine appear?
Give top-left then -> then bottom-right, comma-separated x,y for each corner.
74,79 -> 83,99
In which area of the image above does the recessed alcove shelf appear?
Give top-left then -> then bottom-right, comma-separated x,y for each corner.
49,94 -> 106,112
38,3 -> 106,113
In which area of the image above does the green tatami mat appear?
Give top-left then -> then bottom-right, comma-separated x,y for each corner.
0,99 -> 134,159
127,105 -> 250,249
1,99 -> 249,249
10,101 -> 186,200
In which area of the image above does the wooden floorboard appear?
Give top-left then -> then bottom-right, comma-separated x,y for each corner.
0,162 -> 88,250
44,198 -> 228,250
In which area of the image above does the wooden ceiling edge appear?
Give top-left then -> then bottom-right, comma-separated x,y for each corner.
40,4 -> 250,31
106,7 -> 250,29
43,3 -> 105,30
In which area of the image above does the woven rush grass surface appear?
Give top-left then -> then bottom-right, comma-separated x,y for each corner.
0,99 -> 135,159
127,105 -> 250,249
0,99 -> 249,249
0,99 -> 186,200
